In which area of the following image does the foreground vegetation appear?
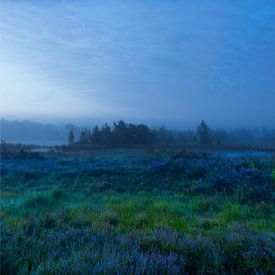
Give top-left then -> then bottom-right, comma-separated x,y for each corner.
1,150 -> 274,274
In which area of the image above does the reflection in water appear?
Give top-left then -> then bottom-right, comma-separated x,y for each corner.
216,151 -> 274,158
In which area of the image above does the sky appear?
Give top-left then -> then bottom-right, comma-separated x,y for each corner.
1,0 -> 275,129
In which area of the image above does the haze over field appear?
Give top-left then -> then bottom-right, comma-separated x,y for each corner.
1,0 -> 275,128
1,2 -> 275,274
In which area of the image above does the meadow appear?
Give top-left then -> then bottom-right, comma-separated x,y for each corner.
0,149 -> 274,274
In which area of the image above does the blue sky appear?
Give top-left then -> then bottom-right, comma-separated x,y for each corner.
1,0 -> 275,128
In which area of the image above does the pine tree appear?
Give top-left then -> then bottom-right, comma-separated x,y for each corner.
196,120 -> 212,144
68,129 -> 74,145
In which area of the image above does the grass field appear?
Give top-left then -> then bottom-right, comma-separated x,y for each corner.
1,150 -> 274,274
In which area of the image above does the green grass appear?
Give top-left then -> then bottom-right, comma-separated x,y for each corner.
1,189 -> 273,236
1,152 -> 274,274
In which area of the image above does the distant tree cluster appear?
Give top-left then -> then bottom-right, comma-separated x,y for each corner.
153,126 -> 198,145
72,120 -> 154,146
69,120 -> 275,147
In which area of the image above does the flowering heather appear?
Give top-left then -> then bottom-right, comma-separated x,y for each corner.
0,151 -> 274,273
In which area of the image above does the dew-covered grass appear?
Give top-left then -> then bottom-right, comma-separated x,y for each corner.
1,151 -> 274,274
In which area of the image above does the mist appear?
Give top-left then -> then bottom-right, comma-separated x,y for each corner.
1,2 -> 275,273
1,0 -> 275,129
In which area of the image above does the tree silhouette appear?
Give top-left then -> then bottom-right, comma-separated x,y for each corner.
68,129 -> 74,145
113,120 -> 128,144
79,128 -> 91,144
91,125 -> 100,144
101,123 -> 112,145
196,120 -> 212,144
75,120 -> 221,146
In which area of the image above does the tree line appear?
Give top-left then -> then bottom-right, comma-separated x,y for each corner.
68,120 -> 216,146
68,120 -> 275,147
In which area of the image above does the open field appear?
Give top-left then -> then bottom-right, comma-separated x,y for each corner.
1,150 -> 274,274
